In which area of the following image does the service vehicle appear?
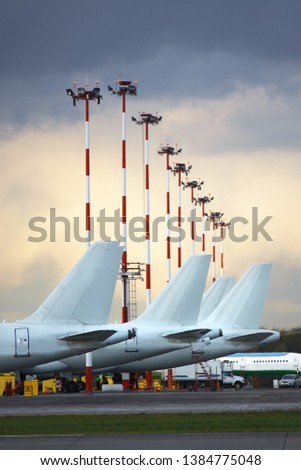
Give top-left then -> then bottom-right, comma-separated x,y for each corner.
165,359 -> 245,390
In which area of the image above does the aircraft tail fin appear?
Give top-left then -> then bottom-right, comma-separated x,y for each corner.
22,241 -> 122,325
198,276 -> 236,323
136,254 -> 211,325
207,263 -> 272,328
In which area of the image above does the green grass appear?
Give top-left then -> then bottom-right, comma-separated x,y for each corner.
1,411 -> 301,435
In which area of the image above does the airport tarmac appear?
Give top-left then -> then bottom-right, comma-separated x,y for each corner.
0,432 -> 300,450
1,388 -> 301,449
1,387 -> 301,416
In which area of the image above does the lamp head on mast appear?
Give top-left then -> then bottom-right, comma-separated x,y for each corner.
108,80 -> 138,96
66,80 -> 103,106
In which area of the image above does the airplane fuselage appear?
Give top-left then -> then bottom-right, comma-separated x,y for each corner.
107,328 -> 281,373
24,323 -> 193,375
218,352 -> 301,376
25,326 -> 280,376
0,322 -> 132,372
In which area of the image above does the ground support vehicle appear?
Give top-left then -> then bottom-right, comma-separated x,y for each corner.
163,359 -> 245,390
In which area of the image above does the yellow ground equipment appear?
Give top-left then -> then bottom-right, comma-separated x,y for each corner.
42,378 -> 56,394
23,379 -> 39,396
0,373 -> 15,396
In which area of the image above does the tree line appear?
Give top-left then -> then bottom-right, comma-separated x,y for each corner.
257,328 -> 301,354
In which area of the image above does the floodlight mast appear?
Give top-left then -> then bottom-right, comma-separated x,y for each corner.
66,81 -> 103,250
206,211 -> 224,283
193,194 -> 214,253
157,144 -> 182,282
182,178 -> 204,255
66,80 -> 102,395
108,80 -> 138,324
133,113 -> 162,307
218,220 -> 231,277
171,161 -> 192,268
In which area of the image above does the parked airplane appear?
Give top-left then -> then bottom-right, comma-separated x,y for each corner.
101,263 -> 281,373
26,263 -> 280,388
217,352 -> 301,376
0,241 -> 135,373
198,275 -> 236,322
24,254 -> 214,381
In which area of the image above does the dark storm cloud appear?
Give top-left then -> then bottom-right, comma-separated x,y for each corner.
2,0 -> 301,78
2,0 -> 301,130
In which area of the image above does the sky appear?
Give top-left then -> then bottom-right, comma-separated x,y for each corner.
0,0 -> 301,330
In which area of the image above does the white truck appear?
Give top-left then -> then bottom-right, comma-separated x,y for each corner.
165,359 -> 245,390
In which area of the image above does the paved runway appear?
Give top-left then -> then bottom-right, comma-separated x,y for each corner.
1,387 -> 301,415
0,432 -> 300,450
1,388 -> 301,449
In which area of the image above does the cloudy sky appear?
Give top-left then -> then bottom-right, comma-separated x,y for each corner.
1,0 -> 301,330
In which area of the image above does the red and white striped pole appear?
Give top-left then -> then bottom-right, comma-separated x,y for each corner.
84,92 -> 93,394
158,145 -> 182,282
219,221 -> 230,277
134,113 -> 161,392
171,162 -> 191,269
144,126 -> 152,394
121,90 -> 128,322
212,219 -> 217,283
202,200 -> 206,254
193,195 -> 214,254
176,168 -> 183,269
182,179 -> 204,256
190,185 -> 196,256
166,151 -> 171,281
66,81 -> 102,395
85,94 -> 91,250
133,113 -> 161,307
220,224 -> 224,278
209,211 -> 223,283
144,121 -> 151,306
108,81 -> 137,323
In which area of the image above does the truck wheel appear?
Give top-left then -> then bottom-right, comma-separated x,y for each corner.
233,382 -> 242,390
65,381 -> 79,393
77,380 -> 86,392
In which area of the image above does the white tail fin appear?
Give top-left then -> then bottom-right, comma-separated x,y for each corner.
206,263 -> 272,328
22,241 -> 122,325
198,276 -> 236,323
135,254 -> 211,325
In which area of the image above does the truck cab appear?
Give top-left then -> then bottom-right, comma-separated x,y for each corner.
222,371 -> 245,389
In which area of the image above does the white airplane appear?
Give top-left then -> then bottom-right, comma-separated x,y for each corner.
101,263 -> 281,373
0,241 -> 136,373
24,253 -> 214,381
217,352 -> 301,376
199,275 -> 236,321
25,261 -> 280,390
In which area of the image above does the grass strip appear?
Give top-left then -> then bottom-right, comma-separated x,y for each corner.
0,411 -> 301,435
